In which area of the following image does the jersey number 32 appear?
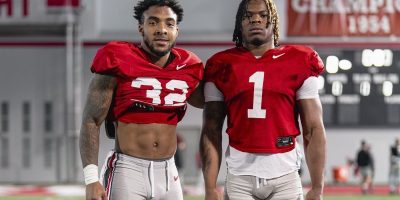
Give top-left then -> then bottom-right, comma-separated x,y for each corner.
132,77 -> 189,106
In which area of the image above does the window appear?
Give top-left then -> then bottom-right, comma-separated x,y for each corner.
44,102 -> 53,133
22,138 -> 31,168
44,138 -> 52,168
1,102 -> 8,133
1,138 -> 9,168
23,102 -> 30,133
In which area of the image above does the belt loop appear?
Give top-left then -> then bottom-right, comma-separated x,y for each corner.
256,177 -> 260,189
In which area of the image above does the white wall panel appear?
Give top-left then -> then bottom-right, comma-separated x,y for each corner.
0,47 -> 67,183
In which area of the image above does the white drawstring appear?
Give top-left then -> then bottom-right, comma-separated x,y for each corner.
149,161 -> 155,198
149,159 -> 172,198
165,161 -> 169,191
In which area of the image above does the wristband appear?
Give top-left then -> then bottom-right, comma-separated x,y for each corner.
83,164 -> 99,185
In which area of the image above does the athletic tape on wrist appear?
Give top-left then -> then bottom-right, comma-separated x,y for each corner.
83,164 -> 99,185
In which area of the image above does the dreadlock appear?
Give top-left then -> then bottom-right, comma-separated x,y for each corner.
133,0 -> 183,24
232,0 -> 280,47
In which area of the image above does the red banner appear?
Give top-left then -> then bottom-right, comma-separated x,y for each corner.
47,0 -> 79,7
0,0 -> 80,23
287,0 -> 400,37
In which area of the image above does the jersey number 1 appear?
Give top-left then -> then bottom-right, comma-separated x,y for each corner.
248,72 -> 266,118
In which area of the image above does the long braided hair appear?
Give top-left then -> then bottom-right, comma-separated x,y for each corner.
232,0 -> 279,47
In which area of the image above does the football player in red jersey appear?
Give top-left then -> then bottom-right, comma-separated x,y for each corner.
79,0 -> 204,200
200,0 -> 326,200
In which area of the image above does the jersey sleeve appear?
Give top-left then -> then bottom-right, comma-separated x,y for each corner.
175,48 -> 205,82
90,42 -> 121,75
307,50 -> 325,77
195,63 -> 205,82
296,76 -> 319,100
204,56 -> 219,83
204,82 -> 224,102
190,59 -> 204,82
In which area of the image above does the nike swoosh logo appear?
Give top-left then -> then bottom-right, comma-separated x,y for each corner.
174,176 -> 179,181
272,53 -> 285,59
176,64 -> 187,70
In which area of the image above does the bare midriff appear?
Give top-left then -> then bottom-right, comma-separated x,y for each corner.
115,121 -> 177,160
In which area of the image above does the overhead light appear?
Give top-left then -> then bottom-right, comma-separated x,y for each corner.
383,81 -> 393,97
339,59 -> 352,70
332,81 -> 343,96
384,49 -> 393,66
326,56 -> 339,73
362,49 -> 373,67
362,49 -> 393,67
373,49 -> 385,67
360,81 -> 371,96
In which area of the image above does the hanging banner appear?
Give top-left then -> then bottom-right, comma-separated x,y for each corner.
0,0 -> 79,24
287,0 -> 400,36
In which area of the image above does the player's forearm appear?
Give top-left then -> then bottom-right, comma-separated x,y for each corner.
200,101 -> 226,190
188,82 -> 205,109
200,131 -> 222,190
79,121 -> 101,167
79,74 -> 116,167
304,126 -> 326,191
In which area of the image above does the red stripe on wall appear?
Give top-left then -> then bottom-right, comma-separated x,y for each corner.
0,42 -> 66,46
82,41 -> 236,47
0,41 -> 398,48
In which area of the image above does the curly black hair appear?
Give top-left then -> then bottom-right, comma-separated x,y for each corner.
233,0 -> 280,47
133,0 -> 184,24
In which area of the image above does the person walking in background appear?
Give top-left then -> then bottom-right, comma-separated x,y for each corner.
389,138 -> 400,195
79,0 -> 204,199
200,0 -> 326,199
355,140 -> 374,195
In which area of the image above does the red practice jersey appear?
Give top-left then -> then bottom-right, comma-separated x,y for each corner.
91,41 -> 204,125
205,45 -> 324,153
